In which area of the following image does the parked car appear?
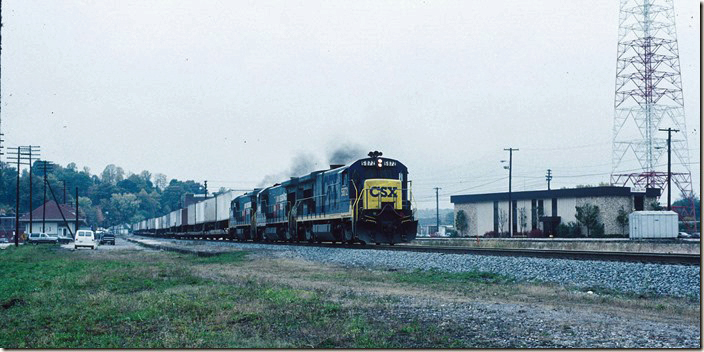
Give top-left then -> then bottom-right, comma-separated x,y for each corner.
57,234 -> 73,244
691,232 -> 700,239
0,237 -> 8,243
74,230 -> 97,250
678,232 -> 691,238
100,233 -> 115,245
27,233 -> 59,244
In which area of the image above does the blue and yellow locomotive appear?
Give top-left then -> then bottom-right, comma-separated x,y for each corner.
229,152 -> 418,244
132,152 -> 417,245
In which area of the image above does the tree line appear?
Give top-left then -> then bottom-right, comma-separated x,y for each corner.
0,161 -> 206,228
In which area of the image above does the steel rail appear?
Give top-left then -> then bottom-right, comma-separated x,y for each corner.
134,234 -> 700,266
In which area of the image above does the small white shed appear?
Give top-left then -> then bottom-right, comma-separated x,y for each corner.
628,211 -> 678,239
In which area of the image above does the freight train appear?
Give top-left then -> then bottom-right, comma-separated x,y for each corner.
131,152 -> 418,245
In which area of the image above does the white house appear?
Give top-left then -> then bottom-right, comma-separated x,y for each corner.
19,201 -> 86,237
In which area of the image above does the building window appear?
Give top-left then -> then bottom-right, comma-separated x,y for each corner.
512,200 -> 518,234
531,199 -> 537,229
493,201 -> 499,233
551,198 -> 558,216
538,200 -> 544,219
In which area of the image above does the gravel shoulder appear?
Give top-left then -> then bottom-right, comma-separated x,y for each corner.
123,236 -> 701,348
132,236 -> 700,298
195,253 -> 700,348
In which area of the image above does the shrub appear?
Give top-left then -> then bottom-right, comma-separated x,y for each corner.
592,223 -> 605,237
528,228 -> 544,238
483,231 -> 498,238
557,222 -> 583,238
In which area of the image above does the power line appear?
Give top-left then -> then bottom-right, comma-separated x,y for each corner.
519,141 -> 611,152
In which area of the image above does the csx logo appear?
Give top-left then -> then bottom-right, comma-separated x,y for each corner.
369,186 -> 398,197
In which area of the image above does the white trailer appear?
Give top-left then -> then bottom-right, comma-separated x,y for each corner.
628,211 -> 678,239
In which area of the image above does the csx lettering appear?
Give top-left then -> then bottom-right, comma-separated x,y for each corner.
369,187 -> 398,197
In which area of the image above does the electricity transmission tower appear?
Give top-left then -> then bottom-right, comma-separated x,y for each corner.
610,0 -> 696,230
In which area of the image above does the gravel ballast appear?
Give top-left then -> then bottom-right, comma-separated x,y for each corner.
154,238 -> 700,298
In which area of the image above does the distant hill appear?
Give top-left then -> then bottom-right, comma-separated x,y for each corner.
415,208 -> 454,227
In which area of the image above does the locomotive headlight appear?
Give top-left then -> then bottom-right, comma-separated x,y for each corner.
377,158 -> 383,168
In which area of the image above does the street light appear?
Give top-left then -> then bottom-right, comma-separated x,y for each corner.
501,160 -> 512,236
503,148 -> 519,237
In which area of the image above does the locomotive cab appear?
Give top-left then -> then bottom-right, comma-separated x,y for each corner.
348,155 -> 418,244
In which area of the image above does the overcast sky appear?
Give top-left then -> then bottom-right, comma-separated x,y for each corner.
2,0 -> 700,209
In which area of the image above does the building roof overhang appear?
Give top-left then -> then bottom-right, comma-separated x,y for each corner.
450,186 -> 661,204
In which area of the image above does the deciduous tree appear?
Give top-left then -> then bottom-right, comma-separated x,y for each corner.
575,204 -> 600,237
616,206 -> 629,235
455,210 -> 469,237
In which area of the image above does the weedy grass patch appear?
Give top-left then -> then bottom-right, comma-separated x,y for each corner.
185,251 -> 249,264
0,245 -> 473,348
391,268 -> 512,286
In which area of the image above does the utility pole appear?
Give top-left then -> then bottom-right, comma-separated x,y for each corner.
434,187 -> 441,235
15,148 -> 20,246
62,180 -> 66,204
75,187 -> 79,235
659,128 -> 679,210
10,148 -> 22,246
40,161 -> 53,232
8,147 -> 31,246
29,148 -> 33,233
504,148 -> 519,237
204,180 -> 208,198
0,131 -> 3,211
43,163 -> 47,232
45,174 -> 73,238
0,0 -> 3,174
26,146 -> 40,234
545,169 -> 553,190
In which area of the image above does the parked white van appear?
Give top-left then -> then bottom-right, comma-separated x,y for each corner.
74,230 -> 97,250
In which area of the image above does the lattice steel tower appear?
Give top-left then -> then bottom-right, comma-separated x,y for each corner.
610,0 -> 695,227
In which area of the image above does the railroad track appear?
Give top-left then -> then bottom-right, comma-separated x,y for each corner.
133,235 -> 700,266
284,242 -> 700,266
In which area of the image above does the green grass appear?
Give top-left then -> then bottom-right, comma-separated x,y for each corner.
186,251 -> 249,264
0,246 -> 473,348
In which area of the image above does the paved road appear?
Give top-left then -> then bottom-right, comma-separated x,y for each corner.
0,236 -> 149,251
62,236 -> 147,251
